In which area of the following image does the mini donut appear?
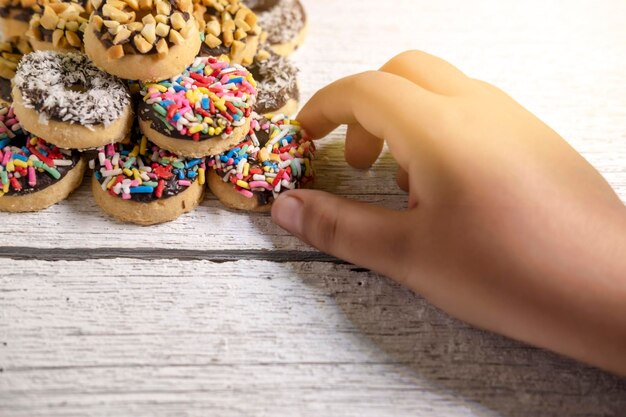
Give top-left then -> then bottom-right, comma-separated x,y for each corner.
0,37 -> 32,104
12,50 -> 133,149
193,0 -> 262,66
245,0 -> 307,56
0,0 -> 38,39
0,104 -> 86,212
27,0 -> 93,52
138,56 -> 257,158
249,48 -> 299,115
84,0 -> 201,81
91,131 -> 206,225
207,113 -> 314,212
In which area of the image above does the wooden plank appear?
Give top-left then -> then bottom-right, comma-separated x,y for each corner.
0,0 -> 624,253
1,259 -> 625,417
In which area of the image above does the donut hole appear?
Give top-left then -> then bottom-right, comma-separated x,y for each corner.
67,84 -> 89,93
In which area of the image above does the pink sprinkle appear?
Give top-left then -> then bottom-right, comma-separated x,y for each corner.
280,153 -> 294,161
236,173 -> 243,180
104,160 -> 113,170
130,180 -> 139,186
237,188 -> 254,198
122,193 -> 131,200
2,151 -> 11,166
106,144 -> 115,156
28,166 -> 36,187
178,180 -> 191,186
249,181 -> 272,190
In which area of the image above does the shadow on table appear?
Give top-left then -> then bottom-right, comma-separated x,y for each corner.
252,136 -> 626,416
310,271 -> 626,417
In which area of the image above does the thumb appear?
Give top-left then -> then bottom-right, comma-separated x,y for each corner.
271,189 -> 412,279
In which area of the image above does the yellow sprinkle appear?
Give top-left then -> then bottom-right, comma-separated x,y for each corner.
266,178 -> 273,184
289,119 -> 301,126
29,137 -> 38,145
132,168 -> 142,182
198,168 -> 205,185
27,160 -> 33,167
197,87 -> 209,94
106,176 -> 117,189
140,136 -> 147,155
270,153 -> 281,163
13,159 -> 27,168
150,83 -> 167,93
263,166 -> 271,172
2,183 -> 7,193
243,163 -> 249,177
0,190 -> 4,197
129,145 -> 139,157
189,124 -> 204,134
214,127 -> 223,135
208,127 -> 215,136
6,161 -> 14,172
123,168 -> 133,177
259,148 -> 269,162
203,117 -> 213,125
236,180 -> 250,190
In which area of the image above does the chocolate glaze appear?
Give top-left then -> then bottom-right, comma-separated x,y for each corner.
199,43 -> 230,59
4,135 -> 82,196
0,78 -> 11,103
92,128 -> 200,203
138,100 -> 223,142
245,0 -> 279,11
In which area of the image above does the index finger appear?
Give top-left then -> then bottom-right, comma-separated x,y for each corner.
297,70 -> 452,171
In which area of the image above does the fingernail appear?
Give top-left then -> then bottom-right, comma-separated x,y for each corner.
272,194 -> 304,235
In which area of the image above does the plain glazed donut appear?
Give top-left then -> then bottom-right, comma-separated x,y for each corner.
207,113 -> 314,212
84,0 -> 201,81
0,103 -> 86,212
91,130 -> 206,225
12,50 -> 133,149
138,56 -> 257,158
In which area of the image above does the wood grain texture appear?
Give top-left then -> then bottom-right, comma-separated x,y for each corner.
1,0 -> 626,416
1,260 -> 625,417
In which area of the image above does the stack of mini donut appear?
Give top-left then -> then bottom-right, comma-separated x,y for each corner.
0,0 -> 313,225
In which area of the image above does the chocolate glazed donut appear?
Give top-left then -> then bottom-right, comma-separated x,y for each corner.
244,0 -> 307,56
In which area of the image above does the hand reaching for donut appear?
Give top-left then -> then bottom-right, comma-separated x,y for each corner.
271,51 -> 626,375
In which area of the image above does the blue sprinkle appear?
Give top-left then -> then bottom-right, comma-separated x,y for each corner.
0,139 -> 9,149
201,98 -> 209,110
185,159 -> 202,168
178,170 -> 185,180
173,85 -> 186,92
161,100 -> 174,107
12,154 -> 28,162
220,155 -> 229,163
187,171 -> 197,178
172,113 -> 181,122
130,186 -> 154,194
95,171 -> 102,180
226,77 -> 243,84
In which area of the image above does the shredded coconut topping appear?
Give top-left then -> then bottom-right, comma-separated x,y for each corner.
255,0 -> 305,44
13,51 -> 130,127
250,50 -> 299,112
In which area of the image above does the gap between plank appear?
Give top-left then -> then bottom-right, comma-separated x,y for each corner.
0,247 -> 349,264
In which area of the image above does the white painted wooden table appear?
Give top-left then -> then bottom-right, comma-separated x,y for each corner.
1,1 -> 625,416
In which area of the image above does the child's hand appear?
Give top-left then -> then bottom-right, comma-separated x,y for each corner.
271,51 -> 626,375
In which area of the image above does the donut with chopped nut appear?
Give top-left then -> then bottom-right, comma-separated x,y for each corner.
207,113 -> 314,212
12,51 -> 133,149
193,0 -> 262,67
0,37 -> 32,105
0,0 -> 39,39
0,103 -> 87,212
91,130 -> 205,225
84,0 -> 201,82
27,0 -> 93,52
138,56 -> 257,158
244,0 -> 306,56
249,47 -> 299,115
